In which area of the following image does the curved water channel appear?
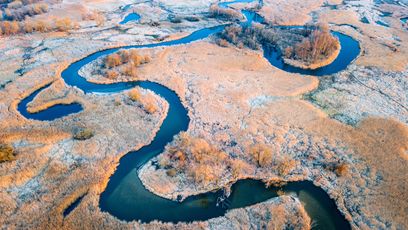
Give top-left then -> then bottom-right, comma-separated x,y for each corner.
16,0 -> 360,229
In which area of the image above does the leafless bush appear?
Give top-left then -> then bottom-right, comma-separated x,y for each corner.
0,143 -> 15,163
55,17 -> 73,32
277,157 -> 297,176
249,144 -> 273,167
128,88 -> 141,102
105,70 -> 118,79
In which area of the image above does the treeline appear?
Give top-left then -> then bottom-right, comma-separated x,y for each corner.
209,4 -> 242,20
1,2 -> 48,21
216,23 -> 339,64
0,17 -> 75,35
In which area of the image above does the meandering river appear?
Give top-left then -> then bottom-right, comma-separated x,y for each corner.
17,0 -> 360,229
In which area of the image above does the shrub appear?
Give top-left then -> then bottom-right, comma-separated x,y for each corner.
250,144 -> 273,167
166,168 -> 177,177
105,53 -> 122,68
216,38 -> 229,47
334,163 -> 349,177
128,88 -> 141,102
143,100 -> 157,114
73,128 -> 94,140
23,19 -> 35,33
0,143 -> 15,163
34,20 -> 50,32
55,18 -> 72,31
121,64 -> 138,78
164,133 -> 229,185
105,70 -> 118,79
277,157 -> 297,176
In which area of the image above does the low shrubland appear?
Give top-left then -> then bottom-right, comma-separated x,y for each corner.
156,133 -> 300,186
157,132 -> 231,185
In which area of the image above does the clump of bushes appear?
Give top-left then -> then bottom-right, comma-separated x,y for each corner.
325,161 -> 349,177
73,128 -> 94,141
209,4 -> 242,20
249,144 -> 273,167
335,163 -> 349,176
216,23 -> 338,66
1,2 -> 49,21
0,17 -> 76,36
102,50 -> 150,79
158,132 -> 230,185
277,157 -> 297,176
0,143 -> 15,163
284,24 -> 339,65
128,88 -> 141,102
128,88 -> 158,114
217,23 -> 265,50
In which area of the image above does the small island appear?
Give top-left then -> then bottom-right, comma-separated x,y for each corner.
282,25 -> 340,70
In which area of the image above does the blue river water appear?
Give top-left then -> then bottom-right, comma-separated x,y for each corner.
120,13 -> 141,24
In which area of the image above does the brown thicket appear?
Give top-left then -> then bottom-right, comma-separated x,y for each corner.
128,88 -> 158,114
218,23 -> 338,65
334,163 -> 349,177
128,88 -> 141,102
55,17 -> 73,32
0,143 -> 15,163
286,24 -> 338,64
105,70 -> 118,79
158,133 -> 230,185
103,49 -> 150,79
249,144 -> 273,167
209,4 -> 241,20
277,157 -> 297,176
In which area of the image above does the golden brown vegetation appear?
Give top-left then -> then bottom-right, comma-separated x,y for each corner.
128,88 -> 158,114
0,143 -> 15,163
102,50 -> 151,79
277,157 -> 297,176
334,163 -> 349,177
218,23 -> 338,66
0,0 -> 81,36
284,24 -> 339,64
128,88 -> 141,102
209,4 -> 242,20
249,144 -> 273,167
158,132 -> 230,185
